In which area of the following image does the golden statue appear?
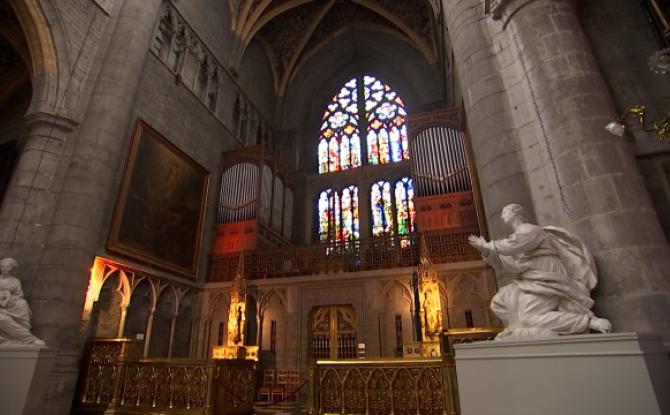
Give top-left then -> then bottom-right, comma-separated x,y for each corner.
417,236 -> 444,341
226,252 -> 247,347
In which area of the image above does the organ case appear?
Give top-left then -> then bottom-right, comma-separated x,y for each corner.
214,145 -> 294,254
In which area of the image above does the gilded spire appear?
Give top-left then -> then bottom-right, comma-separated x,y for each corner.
235,250 -> 245,280
419,233 -> 432,266
231,251 -> 247,304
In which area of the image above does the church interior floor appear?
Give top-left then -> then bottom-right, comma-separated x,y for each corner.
253,401 -> 310,415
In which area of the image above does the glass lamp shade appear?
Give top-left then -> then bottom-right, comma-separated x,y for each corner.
604,120 -> 626,137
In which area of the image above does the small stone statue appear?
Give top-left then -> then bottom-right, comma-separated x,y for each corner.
468,204 -> 611,340
0,258 -> 46,346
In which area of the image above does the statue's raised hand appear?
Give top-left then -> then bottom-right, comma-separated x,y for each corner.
468,235 -> 490,254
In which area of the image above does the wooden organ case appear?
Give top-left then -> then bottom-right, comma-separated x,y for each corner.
408,108 -> 485,235
214,145 -> 294,255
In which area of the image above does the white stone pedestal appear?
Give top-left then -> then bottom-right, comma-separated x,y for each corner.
454,333 -> 670,415
0,346 -> 58,415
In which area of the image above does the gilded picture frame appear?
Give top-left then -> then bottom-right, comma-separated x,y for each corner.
107,120 -> 209,278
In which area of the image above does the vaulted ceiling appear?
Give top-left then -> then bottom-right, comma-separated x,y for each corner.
228,0 -> 440,95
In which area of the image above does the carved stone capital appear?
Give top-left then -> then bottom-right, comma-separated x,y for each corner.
24,111 -> 78,137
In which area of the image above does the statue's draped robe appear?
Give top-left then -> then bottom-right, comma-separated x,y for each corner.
484,224 -> 597,340
0,276 -> 38,344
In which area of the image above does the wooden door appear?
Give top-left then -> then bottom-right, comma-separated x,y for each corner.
310,305 -> 357,359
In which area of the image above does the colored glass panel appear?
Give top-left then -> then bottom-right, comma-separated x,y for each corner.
317,77 -> 361,173
371,181 -> 394,236
317,187 -> 359,242
341,186 -> 360,241
395,177 -> 415,247
395,177 -> 416,235
318,139 -> 328,174
363,75 -> 409,165
318,190 -> 331,242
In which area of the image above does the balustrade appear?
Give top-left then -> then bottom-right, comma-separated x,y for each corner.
314,359 -> 451,415
74,339 -> 256,414
208,229 -> 480,282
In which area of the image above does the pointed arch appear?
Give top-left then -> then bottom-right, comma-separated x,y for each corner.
8,0 -> 61,114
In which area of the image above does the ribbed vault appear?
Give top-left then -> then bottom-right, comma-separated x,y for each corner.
228,0 -> 438,94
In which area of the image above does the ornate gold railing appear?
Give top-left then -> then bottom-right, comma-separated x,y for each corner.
208,229 -> 481,281
117,359 -> 211,411
312,328 -> 502,415
314,359 -> 452,415
78,339 -> 132,409
75,339 -> 256,414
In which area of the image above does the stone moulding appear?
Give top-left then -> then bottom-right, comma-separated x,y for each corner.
487,0 -> 543,27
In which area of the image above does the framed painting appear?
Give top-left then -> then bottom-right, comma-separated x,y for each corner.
107,120 -> 209,278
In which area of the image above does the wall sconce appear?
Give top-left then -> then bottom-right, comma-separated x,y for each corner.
605,104 -> 670,143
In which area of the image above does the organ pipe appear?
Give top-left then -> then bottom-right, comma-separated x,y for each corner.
411,126 -> 472,197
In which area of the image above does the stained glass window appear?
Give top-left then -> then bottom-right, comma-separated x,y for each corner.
318,75 -> 408,173
318,78 -> 361,173
317,187 -> 359,242
364,75 -> 409,165
318,190 -> 333,242
395,177 -> 416,240
370,178 -> 415,240
341,186 -> 360,241
371,181 -> 394,236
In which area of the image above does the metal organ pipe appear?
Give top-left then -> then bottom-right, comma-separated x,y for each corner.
410,126 -> 473,197
452,129 -> 461,192
448,129 -> 459,192
434,132 -> 441,194
218,163 -> 258,223
449,129 -> 459,192
443,129 -> 453,194
440,128 -> 451,194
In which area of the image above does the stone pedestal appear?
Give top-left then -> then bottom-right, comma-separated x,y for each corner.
0,346 -> 58,415
454,333 -> 670,415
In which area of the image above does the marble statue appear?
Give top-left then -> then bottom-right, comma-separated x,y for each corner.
468,204 -> 611,340
0,258 -> 46,346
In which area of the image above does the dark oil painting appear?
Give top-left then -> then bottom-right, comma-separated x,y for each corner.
108,120 -> 209,277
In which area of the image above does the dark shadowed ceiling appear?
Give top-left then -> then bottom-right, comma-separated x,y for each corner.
228,0 -> 440,94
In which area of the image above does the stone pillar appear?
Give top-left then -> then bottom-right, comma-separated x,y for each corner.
143,309 -> 156,358
15,0 -> 164,412
0,113 -> 76,255
167,313 -> 177,357
117,305 -> 128,338
442,0 -> 535,238
285,286 -> 299,369
444,0 -> 670,340
508,0 -> 670,339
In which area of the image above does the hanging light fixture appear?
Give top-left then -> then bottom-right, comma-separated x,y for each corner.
605,104 -> 670,143
607,2 -> 670,143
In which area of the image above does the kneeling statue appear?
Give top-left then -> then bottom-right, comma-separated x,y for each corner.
468,204 -> 611,340
0,257 -> 46,346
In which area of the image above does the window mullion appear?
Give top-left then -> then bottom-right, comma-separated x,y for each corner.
357,75 -> 368,166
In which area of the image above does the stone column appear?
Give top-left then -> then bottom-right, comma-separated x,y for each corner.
167,313 -> 177,357
21,0 -> 163,412
143,309 -> 156,358
0,112 -> 76,255
117,305 -> 129,338
32,0 -> 163,342
508,0 -> 670,339
444,0 -> 670,340
442,0 -> 535,238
